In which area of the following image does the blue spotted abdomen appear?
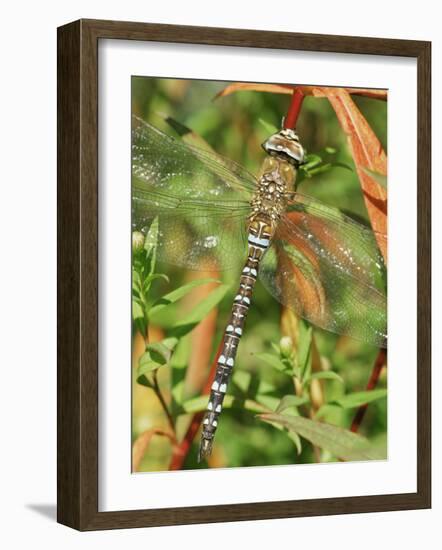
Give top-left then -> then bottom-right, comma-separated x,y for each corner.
198,217 -> 273,461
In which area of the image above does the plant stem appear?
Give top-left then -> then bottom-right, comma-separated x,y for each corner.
132,428 -> 177,472
152,369 -> 175,433
168,340 -> 224,470
169,411 -> 205,470
142,330 -> 175,434
350,348 -> 387,432
284,89 -> 305,129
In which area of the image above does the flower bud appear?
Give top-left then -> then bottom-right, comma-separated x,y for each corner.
132,231 -> 145,254
279,336 -> 294,358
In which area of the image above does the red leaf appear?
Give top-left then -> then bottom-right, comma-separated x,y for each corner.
322,88 -> 387,261
215,82 -> 387,101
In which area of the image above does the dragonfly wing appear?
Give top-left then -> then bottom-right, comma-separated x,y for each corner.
287,192 -> 387,267
133,201 -> 249,271
260,195 -> 387,347
132,115 -> 257,200
132,116 -> 254,270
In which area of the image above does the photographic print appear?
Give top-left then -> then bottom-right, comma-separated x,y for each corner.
58,19 -> 430,529
131,77 -> 388,472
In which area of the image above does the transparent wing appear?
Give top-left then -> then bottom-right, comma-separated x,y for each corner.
286,192 -> 387,287
132,116 -> 254,270
260,193 -> 387,347
132,115 -> 257,200
134,202 -> 250,271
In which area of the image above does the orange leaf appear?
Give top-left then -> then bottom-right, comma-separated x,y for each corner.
215,82 -> 387,101
322,88 -> 387,261
215,82 -> 294,99
132,428 -> 176,472
182,267 -> 220,395
306,86 -> 387,101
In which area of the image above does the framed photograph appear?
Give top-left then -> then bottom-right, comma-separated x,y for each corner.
57,19 -> 431,530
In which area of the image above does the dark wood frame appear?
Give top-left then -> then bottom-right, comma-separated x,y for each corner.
57,18 -> 431,531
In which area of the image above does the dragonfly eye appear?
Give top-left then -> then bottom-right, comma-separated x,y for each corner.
262,130 -> 305,166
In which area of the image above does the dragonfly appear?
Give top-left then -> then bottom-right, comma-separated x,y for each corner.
131,114 -> 387,462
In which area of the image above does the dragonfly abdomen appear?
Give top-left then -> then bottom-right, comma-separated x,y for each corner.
198,216 -> 273,461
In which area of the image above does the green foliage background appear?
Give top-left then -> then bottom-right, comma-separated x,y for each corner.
131,77 -> 388,472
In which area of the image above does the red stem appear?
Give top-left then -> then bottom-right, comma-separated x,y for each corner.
350,348 -> 387,433
168,340 -> 224,470
284,89 -> 305,129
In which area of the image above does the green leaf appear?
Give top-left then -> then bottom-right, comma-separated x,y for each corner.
180,394 -> 210,414
180,394 -> 235,414
315,404 -> 341,420
288,432 -> 303,455
255,379 -> 279,396
136,375 -> 153,389
331,161 -> 353,172
136,337 -> 179,385
270,342 -> 281,355
331,389 -> 387,409
132,299 -> 146,337
164,116 -> 191,137
275,394 -> 309,413
144,217 -> 159,253
132,269 -> 142,290
302,153 -> 322,170
254,394 -> 280,412
137,353 -> 163,378
231,370 -> 252,394
169,284 -> 230,337
132,288 -> 141,300
143,273 -> 169,293
254,352 -> 293,376
144,217 -> 159,275
306,163 -> 333,176
297,321 -> 312,379
132,298 -> 143,318
149,278 -> 220,320
300,154 -> 352,179
145,337 -> 178,365
309,371 -> 344,384
164,116 -> 214,151
258,118 -> 278,135
178,394 -> 269,416
259,413 -> 383,461
169,336 -> 191,414
362,167 -> 388,189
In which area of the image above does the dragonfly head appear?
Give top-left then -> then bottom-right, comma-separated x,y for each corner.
262,129 -> 305,167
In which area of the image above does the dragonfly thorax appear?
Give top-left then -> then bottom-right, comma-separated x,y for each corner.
249,157 -> 295,224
